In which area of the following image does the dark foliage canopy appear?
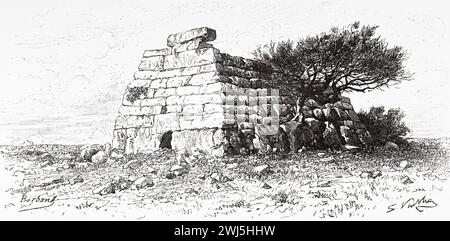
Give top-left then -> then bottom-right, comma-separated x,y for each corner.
252,22 -> 411,105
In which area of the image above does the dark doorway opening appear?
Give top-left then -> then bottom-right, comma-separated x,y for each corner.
160,131 -> 173,149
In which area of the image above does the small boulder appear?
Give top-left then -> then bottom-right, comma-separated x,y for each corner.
91,151 -> 107,164
399,160 -> 409,169
110,151 -> 124,160
103,142 -> 113,156
40,153 -> 55,164
254,165 -> 270,174
113,176 -> 132,191
262,183 -> 272,189
369,170 -> 382,179
69,175 -> 84,185
40,177 -> 64,187
92,182 -> 115,195
384,142 -> 399,151
344,145 -> 360,151
170,164 -> 184,172
133,177 -> 154,189
401,176 -> 414,185
165,173 -> 177,179
124,159 -> 142,169
80,145 -> 101,161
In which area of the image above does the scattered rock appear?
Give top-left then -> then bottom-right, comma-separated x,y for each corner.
113,176 -> 132,191
39,161 -> 53,168
340,126 -> 361,146
40,153 -> 55,164
369,170 -> 382,179
106,158 -> 116,164
165,173 -> 177,179
344,145 -> 360,151
323,122 -> 343,148
262,183 -> 272,189
254,165 -> 270,174
124,159 -> 142,169
185,188 -> 199,195
210,173 -> 232,183
147,167 -> 158,174
319,157 -> 334,162
133,177 -> 154,189
110,151 -> 124,160
384,142 -> 399,151
317,180 -> 332,187
226,163 -> 238,169
69,175 -> 84,185
401,176 -> 414,185
91,151 -> 107,164
75,162 -> 89,171
80,145 -> 101,161
399,160 -> 409,169
40,177 -> 64,187
103,142 -> 112,156
359,172 -> 369,179
92,182 -> 116,195
170,164 -> 184,172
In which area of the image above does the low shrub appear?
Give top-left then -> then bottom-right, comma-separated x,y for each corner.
358,106 -> 410,146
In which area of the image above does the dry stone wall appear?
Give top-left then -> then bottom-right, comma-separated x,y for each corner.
112,27 -> 279,156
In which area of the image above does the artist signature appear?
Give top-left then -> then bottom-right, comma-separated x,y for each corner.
387,195 -> 437,213
19,194 -> 57,212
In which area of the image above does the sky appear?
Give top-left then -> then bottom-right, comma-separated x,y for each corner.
0,0 -> 449,145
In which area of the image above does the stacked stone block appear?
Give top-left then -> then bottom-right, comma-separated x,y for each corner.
112,27 -> 280,156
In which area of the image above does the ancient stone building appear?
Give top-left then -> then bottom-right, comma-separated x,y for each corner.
112,27 -> 372,156
112,27 -> 280,156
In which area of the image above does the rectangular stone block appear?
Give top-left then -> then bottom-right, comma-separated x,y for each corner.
154,88 -> 176,97
249,114 -> 262,124
262,117 -> 273,125
141,97 -> 166,106
202,113 -> 225,128
189,72 -> 220,85
143,115 -> 154,127
153,113 -> 180,133
118,106 -> 141,116
199,82 -> 224,94
171,38 -> 214,53
112,129 -> 127,150
204,104 -> 223,114
183,94 -> 222,105
149,78 -> 168,88
141,106 -> 162,115
135,68 -> 183,80
143,48 -> 171,57
163,48 -> 219,70
128,79 -> 151,88
138,56 -> 164,71
236,114 -> 248,123
176,86 -> 201,96
166,105 -> 182,113
167,27 -> 216,47
182,104 -> 203,115
166,96 -> 185,106
166,76 -> 191,87
199,63 -> 221,73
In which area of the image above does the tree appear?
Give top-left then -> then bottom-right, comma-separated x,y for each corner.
252,22 -> 412,121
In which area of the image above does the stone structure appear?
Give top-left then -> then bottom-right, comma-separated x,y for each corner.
112,27 -> 372,156
112,27 -> 279,156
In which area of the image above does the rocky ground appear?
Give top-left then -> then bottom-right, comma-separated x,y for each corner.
1,138 -> 449,220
